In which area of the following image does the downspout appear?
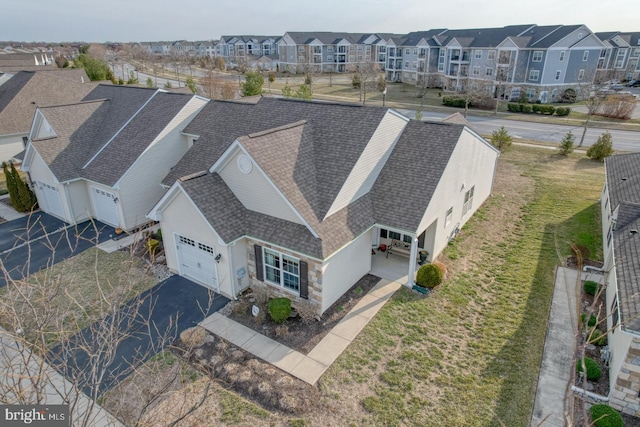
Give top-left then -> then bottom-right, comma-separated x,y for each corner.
227,242 -> 238,300
407,237 -> 419,287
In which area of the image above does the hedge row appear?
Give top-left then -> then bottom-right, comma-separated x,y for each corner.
507,103 -> 571,116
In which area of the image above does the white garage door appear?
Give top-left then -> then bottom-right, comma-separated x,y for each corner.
176,235 -> 218,290
37,182 -> 65,219
92,187 -> 119,227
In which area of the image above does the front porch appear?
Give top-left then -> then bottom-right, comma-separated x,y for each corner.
370,248 -> 412,283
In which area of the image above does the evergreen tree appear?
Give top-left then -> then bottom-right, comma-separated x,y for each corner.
3,161 -> 20,210
490,126 -> 513,151
586,132 -> 614,161
558,131 -> 575,155
241,71 -> 264,96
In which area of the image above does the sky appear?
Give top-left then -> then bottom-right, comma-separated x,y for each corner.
1,0 -> 637,43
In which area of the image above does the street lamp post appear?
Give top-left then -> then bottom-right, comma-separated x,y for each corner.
383,88 -> 387,107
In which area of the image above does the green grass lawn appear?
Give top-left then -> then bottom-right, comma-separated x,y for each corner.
321,146 -> 604,426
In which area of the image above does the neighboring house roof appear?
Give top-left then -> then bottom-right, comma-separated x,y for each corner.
0,52 -> 57,72
0,70 -> 94,136
606,153 -> 640,333
30,85 -> 195,185
35,69 -> 91,83
161,97 -> 483,259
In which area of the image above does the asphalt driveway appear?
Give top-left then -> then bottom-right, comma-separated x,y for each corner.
48,275 -> 229,396
0,212 -> 115,287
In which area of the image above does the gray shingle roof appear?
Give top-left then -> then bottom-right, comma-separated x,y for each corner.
167,98 -> 484,260
606,153 -> 640,209
613,203 -> 640,333
606,153 -> 640,333
373,120 -> 463,231
0,71 -> 94,135
32,85 -> 194,185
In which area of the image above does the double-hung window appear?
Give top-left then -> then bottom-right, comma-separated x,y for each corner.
462,186 -> 475,215
264,248 -> 300,292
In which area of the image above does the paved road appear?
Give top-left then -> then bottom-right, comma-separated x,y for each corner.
49,275 -> 229,396
0,213 -> 115,287
398,109 -> 640,151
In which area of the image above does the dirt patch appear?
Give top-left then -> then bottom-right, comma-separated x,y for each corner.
225,274 -> 380,354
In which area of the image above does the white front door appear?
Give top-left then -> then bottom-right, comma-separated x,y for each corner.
92,187 -> 119,227
176,234 -> 218,290
38,182 -> 64,219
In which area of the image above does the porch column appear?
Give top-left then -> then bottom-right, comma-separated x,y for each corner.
406,237 -> 419,287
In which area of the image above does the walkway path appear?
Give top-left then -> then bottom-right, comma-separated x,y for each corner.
0,195 -> 25,221
531,266 -> 604,427
0,328 -> 122,426
201,278 -> 402,385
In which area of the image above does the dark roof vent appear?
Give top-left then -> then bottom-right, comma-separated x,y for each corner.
631,229 -> 638,235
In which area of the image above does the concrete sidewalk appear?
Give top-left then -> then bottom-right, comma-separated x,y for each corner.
201,278 -> 402,385
0,195 -> 26,221
531,266 -> 604,427
0,329 -> 122,426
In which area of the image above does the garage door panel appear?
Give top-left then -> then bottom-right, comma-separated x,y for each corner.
92,187 -> 119,227
38,182 -> 64,219
176,235 -> 218,290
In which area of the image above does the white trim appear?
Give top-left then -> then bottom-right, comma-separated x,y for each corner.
82,90 -> 161,169
209,140 -> 319,238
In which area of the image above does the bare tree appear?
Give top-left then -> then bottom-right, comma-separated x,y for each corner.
349,62 -> 382,104
456,78 -> 496,117
0,220 -> 216,427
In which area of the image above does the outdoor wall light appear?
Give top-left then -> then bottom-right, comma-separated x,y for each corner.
215,253 -> 222,263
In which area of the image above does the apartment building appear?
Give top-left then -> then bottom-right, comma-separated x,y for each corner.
277,32 -> 395,73
596,32 -> 640,82
218,35 -> 280,66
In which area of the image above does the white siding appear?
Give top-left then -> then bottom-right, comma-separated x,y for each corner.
609,326 -> 633,393
28,150 -> 71,222
321,230 -> 372,313
160,190 -> 234,298
66,180 -> 92,223
32,115 -> 56,140
218,148 -> 302,224
88,181 -> 124,227
117,97 -> 208,230
325,111 -> 408,218
0,134 -> 26,162
418,129 -> 498,260
230,239 -> 249,292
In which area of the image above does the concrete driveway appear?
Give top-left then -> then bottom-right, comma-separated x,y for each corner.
48,275 -> 229,396
0,212 -> 115,287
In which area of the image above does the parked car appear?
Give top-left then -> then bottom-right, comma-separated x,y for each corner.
611,83 -> 624,91
626,80 -> 640,87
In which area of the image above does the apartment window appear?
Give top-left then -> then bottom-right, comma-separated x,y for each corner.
438,63 -> 444,72
412,62 -> 417,69
462,186 -> 475,215
327,55 -> 334,61
475,50 -> 482,59
298,46 -> 304,52
445,207 -> 453,226
313,46 -> 322,54
413,48 -> 418,55
578,69 -> 585,80
488,50 -> 496,60
440,50 -> 445,58
559,51 -> 565,61
529,69 -> 540,81
555,70 -> 561,80
526,88 -> 536,99
327,46 -> 334,52
473,66 -> 480,76
405,62 -> 409,68
264,248 -> 300,293
298,56 -> 305,62
615,50 -> 626,68
358,55 -> 363,61
582,51 -> 589,61
532,51 -> 543,62
485,67 -> 494,77
357,45 -> 364,51
349,55 -> 355,62
405,48 -> 410,55
633,48 -> 640,57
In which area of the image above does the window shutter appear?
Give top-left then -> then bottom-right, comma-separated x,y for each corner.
254,245 -> 264,281
299,260 -> 309,299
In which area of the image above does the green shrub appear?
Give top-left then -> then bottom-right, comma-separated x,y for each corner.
442,96 -> 466,108
268,298 -> 291,324
532,104 -> 543,114
587,132 -> 614,161
580,313 -> 597,327
507,103 -> 520,112
583,280 -> 599,296
147,238 -> 160,255
589,404 -> 623,427
521,104 -> 533,113
416,264 -> 444,289
589,328 -> 608,346
555,107 -> 571,116
561,88 -> 577,103
558,131 -> 575,155
156,228 -> 163,242
576,357 -> 602,381
540,105 -> 556,114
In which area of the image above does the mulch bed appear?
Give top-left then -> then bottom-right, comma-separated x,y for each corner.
226,274 -> 381,354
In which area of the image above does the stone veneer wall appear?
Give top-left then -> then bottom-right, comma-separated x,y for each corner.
246,238 -> 324,316
610,337 -> 640,415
